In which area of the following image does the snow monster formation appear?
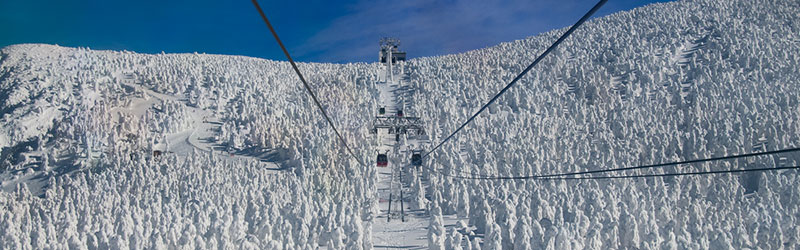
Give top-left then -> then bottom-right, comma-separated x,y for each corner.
1,0 -> 800,248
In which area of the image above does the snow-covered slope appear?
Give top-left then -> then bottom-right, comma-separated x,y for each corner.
411,0 -> 800,248
1,0 -> 800,248
0,45 -> 379,248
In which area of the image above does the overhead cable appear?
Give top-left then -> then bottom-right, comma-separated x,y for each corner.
251,0 -> 366,166
422,0 -> 608,160
447,165 -> 800,181
439,147 -> 800,180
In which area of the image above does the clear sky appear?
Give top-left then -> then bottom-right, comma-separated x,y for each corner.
0,0 -> 671,63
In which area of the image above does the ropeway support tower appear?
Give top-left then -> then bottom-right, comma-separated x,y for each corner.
372,38 -> 427,222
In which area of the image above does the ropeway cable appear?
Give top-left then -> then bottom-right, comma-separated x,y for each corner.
409,0 -> 606,177
248,0 -> 797,184
251,0 -> 366,167
405,0 -> 800,182
422,0 -> 607,160
445,165 -> 800,181
536,147 -> 800,179
435,147 -> 800,180
547,165 -> 800,181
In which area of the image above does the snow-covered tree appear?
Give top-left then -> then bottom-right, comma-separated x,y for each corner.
428,204 -> 446,250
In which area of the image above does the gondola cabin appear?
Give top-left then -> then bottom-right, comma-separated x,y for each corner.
379,40 -> 407,64
411,153 -> 422,166
380,47 -> 406,63
376,153 -> 388,167
397,109 -> 403,117
379,107 -> 385,115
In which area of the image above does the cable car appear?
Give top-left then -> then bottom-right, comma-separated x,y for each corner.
376,153 -> 388,167
379,107 -> 386,115
411,152 -> 422,166
397,109 -> 403,117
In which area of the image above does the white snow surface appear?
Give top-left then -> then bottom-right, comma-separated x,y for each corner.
2,0 -> 800,248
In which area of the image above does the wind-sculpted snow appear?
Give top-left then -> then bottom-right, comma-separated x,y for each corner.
1,0 -> 799,248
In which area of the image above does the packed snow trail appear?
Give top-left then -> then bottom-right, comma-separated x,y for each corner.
114,78 -> 284,165
0,69 -> 286,196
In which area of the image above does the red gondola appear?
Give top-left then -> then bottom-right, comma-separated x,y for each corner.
377,154 -> 388,167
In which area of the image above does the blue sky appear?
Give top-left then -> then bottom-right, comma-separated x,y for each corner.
0,0 -> 671,63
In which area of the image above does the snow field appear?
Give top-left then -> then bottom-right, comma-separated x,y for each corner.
0,0 -> 799,248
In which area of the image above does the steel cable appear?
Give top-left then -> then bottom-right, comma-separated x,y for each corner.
251,0 -> 366,167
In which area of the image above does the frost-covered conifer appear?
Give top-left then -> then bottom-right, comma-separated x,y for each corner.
513,215 -> 532,250
483,219 -> 502,250
473,199 -> 492,234
446,230 -> 464,250
411,169 -> 428,210
428,204 -> 446,250
2,0 -> 800,247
